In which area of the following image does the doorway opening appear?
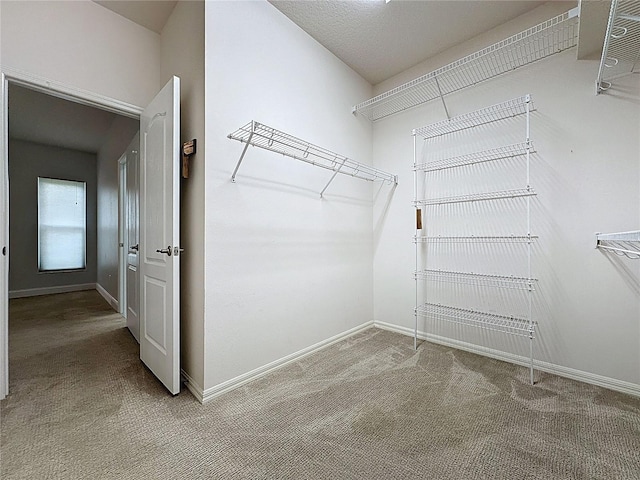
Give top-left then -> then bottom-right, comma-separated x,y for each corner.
4,79 -> 141,396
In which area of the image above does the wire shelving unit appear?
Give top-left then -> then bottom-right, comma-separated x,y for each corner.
414,142 -> 535,172
413,94 -> 538,384
416,303 -> 535,338
595,230 -> 640,259
353,9 -> 578,121
415,188 -> 536,206
415,269 -> 538,291
414,235 -> 538,244
228,121 -> 397,196
596,0 -> 640,93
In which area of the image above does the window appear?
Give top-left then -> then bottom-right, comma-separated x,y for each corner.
37,177 -> 87,271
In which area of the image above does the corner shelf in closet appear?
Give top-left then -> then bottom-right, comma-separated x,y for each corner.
596,0 -> 640,93
413,94 -> 538,384
352,9 -> 578,122
595,230 -> 640,259
227,120 -> 398,197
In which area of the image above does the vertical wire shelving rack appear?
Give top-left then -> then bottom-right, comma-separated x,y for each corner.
596,0 -> 640,94
413,95 -> 538,385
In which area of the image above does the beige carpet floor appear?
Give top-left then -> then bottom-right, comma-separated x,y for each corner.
1,291 -> 640,479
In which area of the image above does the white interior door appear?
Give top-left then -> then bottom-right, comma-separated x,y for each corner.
125,133 -> 140,343
139,76 -> 181,395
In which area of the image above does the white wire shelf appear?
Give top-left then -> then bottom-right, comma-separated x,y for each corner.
414,142 -> 534,172
414,95 -> 533,140
353,10 -> 578,122
414,235 -> 538,244
416,303 -> 535,337
595,230 -> 640,259
228,121 -> 398,196
597,0 -> 640,93
415,269 -> 537,290
415,188 -> 536,206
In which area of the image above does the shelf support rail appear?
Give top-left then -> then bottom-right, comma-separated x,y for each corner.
228,121 -> 398,196
595,230 -> 640,259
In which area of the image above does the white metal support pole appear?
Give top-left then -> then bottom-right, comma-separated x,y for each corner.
434,76 -> 450,120
526,99 -> 533,386
320,158 -> 348,197
231,121 -> 255,182
413,131 -> 419,350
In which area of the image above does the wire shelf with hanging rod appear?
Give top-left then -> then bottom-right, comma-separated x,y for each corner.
595,230 -> 640,259
596,0 -> 640,94
352,9 -> 578,122
228,121 -> 397,197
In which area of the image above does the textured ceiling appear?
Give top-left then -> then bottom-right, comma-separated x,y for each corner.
9,85 -> 121,154
269,0 -> 546,85
93,0 -> 177,33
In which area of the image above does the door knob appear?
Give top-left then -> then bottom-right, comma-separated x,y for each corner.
130,244 -> 139,251
156,246 -> 172,256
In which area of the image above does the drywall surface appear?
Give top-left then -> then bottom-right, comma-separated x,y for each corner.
204,1 -> 377,390
8,140 -> 97,292
160,0 -> 206,390
97,117 -> 139,301
0,0 -> 160,107
372,5 -> 640,388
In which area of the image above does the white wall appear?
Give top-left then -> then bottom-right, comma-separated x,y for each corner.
160,0 -> 206,391
204,0 -> 380,391
8,140 -> 97,293
372,3 -> 640,390
0,0 -> 160,107
96,117 -> 139,302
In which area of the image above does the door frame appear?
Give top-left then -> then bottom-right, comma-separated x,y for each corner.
0,67 -> 144,400
118,154 -> 128,318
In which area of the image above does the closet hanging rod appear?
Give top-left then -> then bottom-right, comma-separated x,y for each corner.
353,9 -> 577,122
228,121 -> 397,196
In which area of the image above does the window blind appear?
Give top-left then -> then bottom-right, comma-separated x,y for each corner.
37,177 -> 87,271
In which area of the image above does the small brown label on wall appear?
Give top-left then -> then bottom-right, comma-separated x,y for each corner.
416,209 -> 422,230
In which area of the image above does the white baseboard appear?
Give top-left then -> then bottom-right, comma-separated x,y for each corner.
374,321 -> 640,398
187,321 -> 374,404
9,283 -> 96,299
181,369 -> 205,403
95,283 -> 119,312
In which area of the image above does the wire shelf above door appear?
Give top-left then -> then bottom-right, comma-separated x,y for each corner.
597,0 -> 640,93
228,121 -> 397,196
353,9 -> 578,122
595,230 -> 640,259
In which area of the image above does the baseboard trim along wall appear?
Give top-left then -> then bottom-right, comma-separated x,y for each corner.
374,321 -> 640,398
96,283 -> 120,312
187,321 -> 374,404
9,283 -> 96,299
